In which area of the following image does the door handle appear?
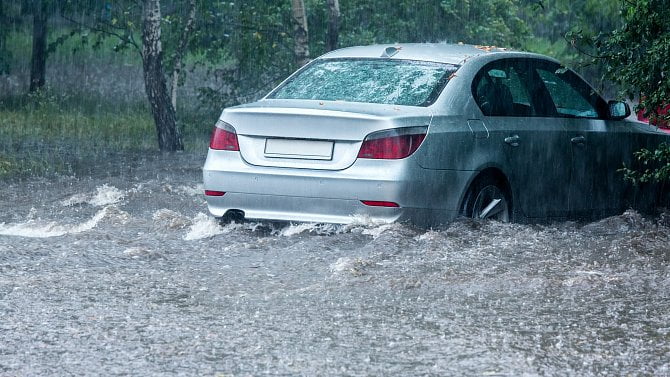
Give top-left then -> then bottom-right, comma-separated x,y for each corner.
571,136 -> 586,146
504,135 -> 520,147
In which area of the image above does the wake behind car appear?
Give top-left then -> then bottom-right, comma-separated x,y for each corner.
203,43 -> 668,226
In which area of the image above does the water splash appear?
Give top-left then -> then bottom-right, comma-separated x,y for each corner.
275,216 -> 397,238
60,193 -> 89,207
183,213 -> 242,240
277,222 -> 343,236
0,207 -> 115,238
88,184 -> 125,206
330,256 -> 374,276
152,209 -> 191,229
60,184 -> 125,207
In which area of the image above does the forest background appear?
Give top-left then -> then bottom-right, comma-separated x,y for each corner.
0,0 -> 667,179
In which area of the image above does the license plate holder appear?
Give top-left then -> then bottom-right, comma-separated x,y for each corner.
264,138 -> 334,160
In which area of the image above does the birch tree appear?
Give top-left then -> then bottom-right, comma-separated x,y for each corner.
325,0 -> 339,52
291,0 -> 309,67
141,0 -> 182,151
170,0 -> 196,110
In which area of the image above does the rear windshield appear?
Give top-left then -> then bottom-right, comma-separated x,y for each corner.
267,59 -> 458,107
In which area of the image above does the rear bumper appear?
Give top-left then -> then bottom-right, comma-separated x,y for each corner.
202,150 -> 473,226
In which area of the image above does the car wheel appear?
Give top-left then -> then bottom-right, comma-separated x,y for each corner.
462,176 -> 511,222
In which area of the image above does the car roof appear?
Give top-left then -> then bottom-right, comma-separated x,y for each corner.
319,43 -> 548,65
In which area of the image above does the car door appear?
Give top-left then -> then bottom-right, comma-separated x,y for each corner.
471,59 -> 573,219
532,65 -> 621,217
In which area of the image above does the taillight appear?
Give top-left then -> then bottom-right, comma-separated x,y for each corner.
205,190 -> 226,196
210,121 -> 240,151
357,126 -> 427,159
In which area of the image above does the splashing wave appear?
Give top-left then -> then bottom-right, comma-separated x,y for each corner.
0,207 -> 116,238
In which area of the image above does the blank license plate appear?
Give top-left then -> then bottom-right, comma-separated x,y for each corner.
264,138 -> 334,160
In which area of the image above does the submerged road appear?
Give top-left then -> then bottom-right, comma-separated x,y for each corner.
0,153 -> 668,375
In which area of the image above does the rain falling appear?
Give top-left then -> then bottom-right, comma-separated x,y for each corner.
1,0 -> 669,375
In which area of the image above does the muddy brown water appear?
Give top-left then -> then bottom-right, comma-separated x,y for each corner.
0,152 -> 668,376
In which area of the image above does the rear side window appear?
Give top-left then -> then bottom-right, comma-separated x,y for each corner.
473,62 -> 534,117
268,59 -> 459,107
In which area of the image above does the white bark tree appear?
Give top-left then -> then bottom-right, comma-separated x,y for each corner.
291,0 -> 309,67
141,0 -> 182,151
325,0 -> 339,52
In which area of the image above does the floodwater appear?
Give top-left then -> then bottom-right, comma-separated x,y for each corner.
0,152 -> 668,376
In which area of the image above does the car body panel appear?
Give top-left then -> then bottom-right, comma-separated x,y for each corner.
222,102 -> 432,170
486,116 -> 573,218
203,149 -> 473,226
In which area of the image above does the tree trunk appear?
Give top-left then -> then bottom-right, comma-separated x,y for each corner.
141,0 -> 183,152
170,0 -> 196,111
291,0 -> 309,67
325,0 -> 340,52
29,0 -> 48,92
0,0 -> 8,74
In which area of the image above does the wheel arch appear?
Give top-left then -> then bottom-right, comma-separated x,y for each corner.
459,166 -> 514,216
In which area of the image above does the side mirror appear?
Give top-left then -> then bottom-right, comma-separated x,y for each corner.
608,100 -> 631,120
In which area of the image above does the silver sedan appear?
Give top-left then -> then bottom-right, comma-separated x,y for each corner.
203,43 -> 667,226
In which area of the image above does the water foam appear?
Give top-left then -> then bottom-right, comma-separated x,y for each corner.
278,222 -> 343,237
60,193 -> 89,207
183,213 -> 242,240
0,207 -> 112,238
330,257 -> 374,276
152,209 -> 191,229
88,184 -> 125,206
175,184 -> 203,196
60,184 -> 125,207
272,216 -> 398,238
330,257 -> 355,272
359,223 -> 398,239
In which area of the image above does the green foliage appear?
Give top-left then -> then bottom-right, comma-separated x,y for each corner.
594,0 -> 670,183
192,1 -> 294,108
45,0 -> 629,110
621,143 -> 670,184
0,156 -> 12,176
523,0 -> 622,91
597,0 -> 669,118
331,0 -> 529,47
196,0 -> 540,108
0,0 -> 21,74
9,0 -> 666,178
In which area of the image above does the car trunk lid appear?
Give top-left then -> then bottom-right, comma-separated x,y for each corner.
221,100 -> 430,170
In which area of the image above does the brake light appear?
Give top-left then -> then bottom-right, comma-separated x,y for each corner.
205,190 -> 226,196
210,121 -> 240,151
361,200 -> 400,207
357,127 -> 427,159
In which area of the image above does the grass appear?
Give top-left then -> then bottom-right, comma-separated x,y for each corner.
1,23 -> 217,180
0,88 -> 214,179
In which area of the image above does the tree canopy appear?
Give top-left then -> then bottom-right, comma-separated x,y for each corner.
1,0 -> 667,156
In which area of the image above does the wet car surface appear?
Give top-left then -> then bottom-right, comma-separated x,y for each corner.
1,153 -> 669,375
204,43 -> 669,226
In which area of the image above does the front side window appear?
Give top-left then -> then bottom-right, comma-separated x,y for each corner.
268,59 -> 458,107
535,68 -> 602,119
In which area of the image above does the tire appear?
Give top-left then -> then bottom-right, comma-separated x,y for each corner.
461,175 -> 512,222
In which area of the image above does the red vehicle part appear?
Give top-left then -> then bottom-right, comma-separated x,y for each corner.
637,103 -> 670,133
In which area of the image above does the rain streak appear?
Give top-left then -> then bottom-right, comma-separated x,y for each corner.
1,0 -> 669,375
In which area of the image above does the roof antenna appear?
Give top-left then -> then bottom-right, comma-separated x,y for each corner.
382,46 -> 401,58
